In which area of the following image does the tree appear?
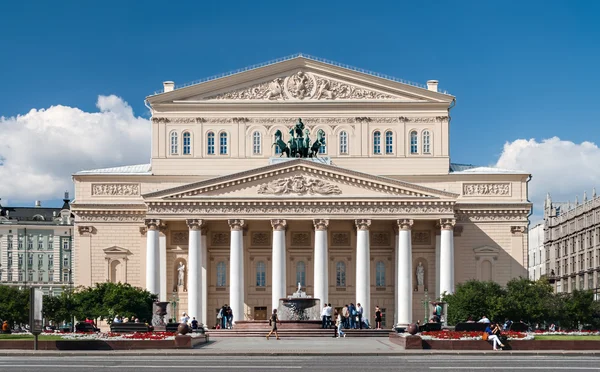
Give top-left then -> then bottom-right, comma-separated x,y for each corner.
72,282 -> 157,323
443,280 -> 506,325
0,285 -> 29,325
502,277 -> 554,325
558,290 -> 600,329
43,290 -> 75,325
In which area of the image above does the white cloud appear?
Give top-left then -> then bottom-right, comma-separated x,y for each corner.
0,96 -> 150,202
495,137 -> 600,221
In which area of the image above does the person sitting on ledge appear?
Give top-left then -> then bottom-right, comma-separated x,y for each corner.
1,321 -> 10,334
485,323 -> 505,351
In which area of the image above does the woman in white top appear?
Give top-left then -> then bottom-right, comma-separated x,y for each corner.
336,310 -> 346,338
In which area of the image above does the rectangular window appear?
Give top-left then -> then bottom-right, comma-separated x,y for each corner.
48,271 -> 54,282
319,136 -> 327,154
589,275 -> 594,290
28,271 -> 33,282
63,272 -> 69,282
38,254 -> 43,268
219,134 -> 227,155
18,271 -> 23,282
7,252 -> 12,268
373,134 -> 381,154
183,133 -> 191,155
252,133 -> 261,155
339,132 -> 348,154
28,254 -> 33,266
7,236 -> 13,250
18,238 -> 23,250
18,254 -> 23,267
62,239 -> 70,251
207,135 -> 215,155
28,239 -> 33,250
38,238 -> 43,250
170,133 -> 178,155
48,254 -> 53,268
385,133 -> 393,154
63,255 -> 69,269
381,308 -> 387,327
7,272 -> 12,281
48,237 -> 53,250
38,271 -> 43,282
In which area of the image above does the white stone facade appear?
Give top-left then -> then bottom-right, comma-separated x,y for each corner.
528,223 -> 545,280
71,55 -> 531,327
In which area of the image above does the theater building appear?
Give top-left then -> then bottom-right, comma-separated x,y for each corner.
71,54 -> 531,327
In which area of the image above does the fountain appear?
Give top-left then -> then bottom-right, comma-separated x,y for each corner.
277,283 -> 320,321
151,301 -> 170,330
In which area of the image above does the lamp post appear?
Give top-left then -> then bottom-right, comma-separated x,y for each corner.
422,289 -> 430,323
171,290 -> 179,323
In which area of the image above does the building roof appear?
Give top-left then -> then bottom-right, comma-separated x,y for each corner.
75,164 -> 152,176
449,163 -> 528,175
0,197 -> 73,225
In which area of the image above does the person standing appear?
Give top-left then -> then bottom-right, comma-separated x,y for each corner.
226,306 -> 233,329
342,305 -> 349,329
266,309 -> 280,340
374,306 -> 382,330
356,303 -> 364,329
348,303 -> 356,329
336,310 -> 346,338
326,303 -> 333,329
321,305 -> 328,329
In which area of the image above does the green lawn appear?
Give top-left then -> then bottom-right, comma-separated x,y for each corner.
0,334 -> 68,341
534,335 -> 600,341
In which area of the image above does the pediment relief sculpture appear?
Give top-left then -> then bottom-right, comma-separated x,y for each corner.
258,175 -> 342,196
206,71 -> 395,101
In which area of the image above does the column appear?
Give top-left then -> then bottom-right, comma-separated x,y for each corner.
187,219 -> 204,322
439,219 -> 455,297
394,226 -> 399,326
435,227 -> 441,300
313,219 -> 329,307
159,234 -> 167,301
271,219 -> 287,313
145,219 -> 160,295
201,227 -> 208,326
396,219 -> 413,327
355,219 -> 371,322
229,219 -> 245,324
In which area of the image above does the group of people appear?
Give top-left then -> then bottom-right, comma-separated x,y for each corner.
321,303 -> 381,331
112,315 -> 140,324
179,312 -> 200,330
216,304 -> 233,329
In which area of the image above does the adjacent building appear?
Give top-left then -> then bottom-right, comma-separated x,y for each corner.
528,223 -> 545,280
544,191 -> 600,298
0,194 -> 74,295
71,54 -> 532,327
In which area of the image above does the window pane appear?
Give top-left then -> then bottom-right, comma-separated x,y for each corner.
207,132 -> 215,155
376,261 -> 385,287
336,261 -> 346,287
170,132 -> 178,154
339,131 -> 348,154
217,261 -> 226,287
296,261 -> 306,287
220,133 -> 228,155
410,131 -> 418,154
319,134 -> 327,154
385,131 -> 393,154
253,132 -> 261,155
423,130 -> 431,154
183,132 -> 191,155
256,261 -> 266,287
373,131 -> 381,154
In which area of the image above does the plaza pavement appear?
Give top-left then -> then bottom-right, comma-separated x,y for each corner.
1,337 -> 600,356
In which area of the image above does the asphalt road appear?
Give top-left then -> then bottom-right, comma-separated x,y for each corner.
1,355 -> 600,371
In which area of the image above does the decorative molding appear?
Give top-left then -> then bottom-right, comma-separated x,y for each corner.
355,219 -> 371,231
399,116 -> 445,123
92,183 -> 140,196
453,225 -> 464,237
463,183 -> 511,196
291,232 -> 311,247
270,219 -> 287,231
171,231 -> 189,245
258,175 -> 342,195
371,232 -> 391,247
145,219 -> 161,231
313,219 -> 329,231
76,213 -> 146,223
186,219 -> 203,231
139,226 -> 147,236
397,219 -> 414,231
511,225 -> 527,236
206,71 -> 395,101
251,232 -> 271,247
330,232 -> 350,247
77,225 -> 95,236
456,210 -> 530,223
228,219 -> 245,231
440,219 -> 456,230
211,232 -> 230,246
411,230 -> 431,245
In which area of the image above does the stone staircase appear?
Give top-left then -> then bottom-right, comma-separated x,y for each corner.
207,328 -> 392,338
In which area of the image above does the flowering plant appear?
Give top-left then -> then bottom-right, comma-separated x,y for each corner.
419,330 -> 531,340
61,332 -> 177,341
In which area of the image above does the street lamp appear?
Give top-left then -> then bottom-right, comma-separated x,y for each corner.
170,290 -> 179,323
421,289 -> 430,323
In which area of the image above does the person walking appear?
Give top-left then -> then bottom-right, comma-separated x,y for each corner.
336,310 -> 346,338
266,309 -> 280,340
374,306 -> 382,330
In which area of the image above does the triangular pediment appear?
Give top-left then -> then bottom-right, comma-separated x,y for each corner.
103,246 -> 132,255
143,160 -> 458,201
147,56 -> 453,104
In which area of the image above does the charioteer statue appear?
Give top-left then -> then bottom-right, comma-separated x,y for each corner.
273,118 -> 325,158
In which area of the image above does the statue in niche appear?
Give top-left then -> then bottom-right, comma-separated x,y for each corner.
177,262 -> 186,287
416,261 -> 425,287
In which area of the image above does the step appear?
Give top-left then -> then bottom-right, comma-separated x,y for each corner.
207,328 -> 392,338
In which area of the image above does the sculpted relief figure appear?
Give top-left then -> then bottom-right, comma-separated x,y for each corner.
258,175 -> 342,195
177,262 -> 186,287
263,78 -> 284,100
416,261 -> 425,287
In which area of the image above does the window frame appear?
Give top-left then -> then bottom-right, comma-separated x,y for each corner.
219,132 -> 228,155
385,131 -> 393,154
336,261 -> 346,287
182,131 -> 192,155
170,131 -> 178,155
256,261 -> 266,287
339,131 -> 348,155
207,132 -> 215,155
296,261 -> 306,288
373,131 -> 381,154
422,130 -> 431,154
216,261 -> 226,287
375,261 -> 386,287
410,130 -> 418,154
252,131 -> 262,155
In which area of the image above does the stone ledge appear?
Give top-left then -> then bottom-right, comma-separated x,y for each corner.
0,336 -> 208,350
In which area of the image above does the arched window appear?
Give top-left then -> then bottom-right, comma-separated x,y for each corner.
422,130 -> 431,154
256,261 -> 266,287
219,132 -> 228,155
207,132 -> 215,155
252,131 -> 261,155
296,261 -> 306,287
410,131 -> 418,154
319,133 -> 327,154
182,132 -> 191,155
373,131 -> 381,154
170,131 -> 178,155
385,131 -> 393,154
216,261 -> 226,287
376,261 -> 385,287
339,131 -> 348,154
336,261 -> 346,287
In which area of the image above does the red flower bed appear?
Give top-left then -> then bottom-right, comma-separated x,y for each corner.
420,330 -> 527,340
105,331 -> 176,340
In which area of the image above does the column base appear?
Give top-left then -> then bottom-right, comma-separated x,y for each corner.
395,323 -> 418,334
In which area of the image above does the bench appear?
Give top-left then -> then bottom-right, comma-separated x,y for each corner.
419,322 -> 442,332
508,322 -> 529,332
75,322 -> 99,333
166,322 -> 180,332
110,322 -> 150,333
454,322 -> 488,332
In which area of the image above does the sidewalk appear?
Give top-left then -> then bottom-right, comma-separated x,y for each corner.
2,337 -> 600,356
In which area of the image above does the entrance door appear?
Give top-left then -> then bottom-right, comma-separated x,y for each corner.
254,306 -> 267,320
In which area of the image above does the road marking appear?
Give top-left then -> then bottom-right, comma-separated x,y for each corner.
429,367 -> 600,370
0,365 -> 302,369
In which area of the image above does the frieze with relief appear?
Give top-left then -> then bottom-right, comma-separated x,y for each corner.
171,231 -> 189,245
371,232 -> 391,247
251,232 -> 271,247
258,175 -> 342,195
463,183 -> 511,196
412,230 -> 431,245
206,71 -> 395,101
331,232 -> 350,247
211,232 -> 230,246
92,183 -> 140,196
291,232 -> 311,247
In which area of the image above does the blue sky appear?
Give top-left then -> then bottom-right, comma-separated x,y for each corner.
1,0 -> 599,213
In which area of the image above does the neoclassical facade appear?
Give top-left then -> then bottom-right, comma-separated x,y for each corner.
71,55 -> 531,327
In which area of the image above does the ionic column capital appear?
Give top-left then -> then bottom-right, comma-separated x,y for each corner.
78,225 -> 95,236
228,219 -> 245,231
355,219 -> 371,231
313,219 -> 329,231
145,219 -> 161,231
271,219 -> 287,231
440,219 -> 456,230
397,219 -> 414,231
186,219 -> 204,231
511,225 -> 527,236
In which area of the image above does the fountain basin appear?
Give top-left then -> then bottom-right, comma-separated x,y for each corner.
278,297 -> 320,321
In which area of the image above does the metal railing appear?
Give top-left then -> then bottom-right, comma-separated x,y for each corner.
150,53 -> 446,96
